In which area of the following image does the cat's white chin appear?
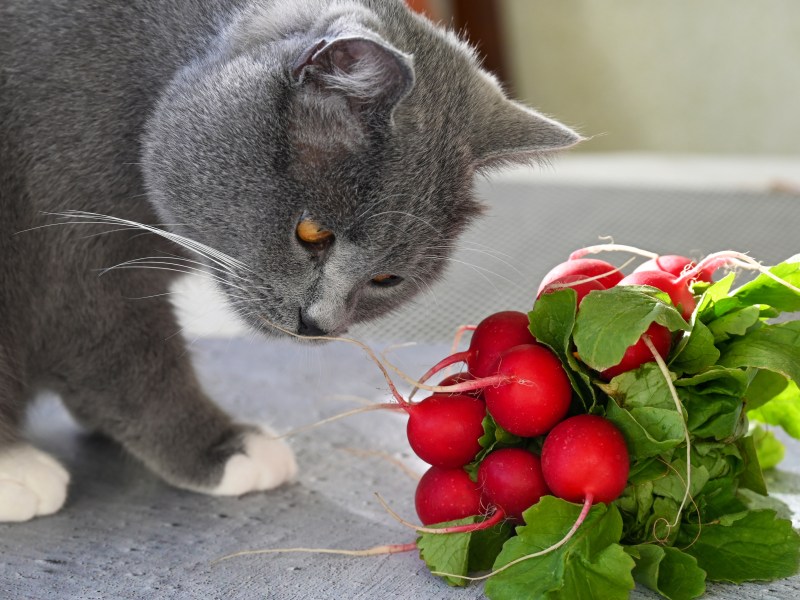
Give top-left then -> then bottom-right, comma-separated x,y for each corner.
0,444 -> 70,522
209,426 -> 298,496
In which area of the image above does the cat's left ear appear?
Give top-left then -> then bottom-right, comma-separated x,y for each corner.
472,96 -> 583,170
292,35 -> 415,120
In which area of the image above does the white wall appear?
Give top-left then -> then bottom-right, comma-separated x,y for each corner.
498,0 -> 800,154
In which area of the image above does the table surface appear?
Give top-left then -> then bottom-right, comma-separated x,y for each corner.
2,339 -> 799,600
2,179 -> 800,600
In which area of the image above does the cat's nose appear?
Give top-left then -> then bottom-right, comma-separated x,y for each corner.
298,309 -> 328,337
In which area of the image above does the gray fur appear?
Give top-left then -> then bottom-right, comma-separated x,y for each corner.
0,0 -> 579,494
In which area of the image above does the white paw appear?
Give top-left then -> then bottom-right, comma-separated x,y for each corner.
0,444 -> 70,522
210,427 -> 298,496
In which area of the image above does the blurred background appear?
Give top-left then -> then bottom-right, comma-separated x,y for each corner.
409,0 -> 800,156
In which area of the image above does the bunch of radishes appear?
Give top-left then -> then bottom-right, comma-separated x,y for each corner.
407,251 -> 715,532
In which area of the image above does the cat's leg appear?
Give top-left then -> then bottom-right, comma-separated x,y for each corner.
0,344 -> 70,522
55,297 -> 297,495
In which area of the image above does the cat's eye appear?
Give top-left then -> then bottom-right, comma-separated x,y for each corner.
371,273 -> 403,287
296,217 -> 334,248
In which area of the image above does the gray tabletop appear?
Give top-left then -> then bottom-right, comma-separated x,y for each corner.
2,180 -> 799,599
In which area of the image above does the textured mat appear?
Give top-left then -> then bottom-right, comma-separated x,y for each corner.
353,180 -> 800,341
2,339 -> 799,600
2,181 -> 800,599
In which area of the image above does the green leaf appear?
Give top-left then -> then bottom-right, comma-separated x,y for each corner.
732,261 -> 800,314
529,289 -> 596,409
675,367 -> 748,440
735,434 -> 768,495
416,518 -> 475,586
529,288 -> 577,355
695,273 -> 737,322
652,456 -> 710,505
706,305 -> 761,343
574,286 -> 690,372
749,424 -> 786,470
602,363 -> 679,411
485,497 -> 635,600
679,510 -> 800,583
719,321 -> 800,383
476,414 -> 522,456
601,364 -> 686,458
627,458 -> 671,485
748,379 -> 800,439
737,488 -> 793,522
670,320 -> 720,374
416,518 -> 512,586
605,400 -> 685,459
468,523 -> 514,572
745,369 -> 790,411
627,544 -> 706,600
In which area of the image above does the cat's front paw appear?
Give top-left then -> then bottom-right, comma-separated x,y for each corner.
0,444 -> 70,522
210,427 -> 298,496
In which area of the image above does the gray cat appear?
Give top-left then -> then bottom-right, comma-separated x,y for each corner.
0,0 -> 579,522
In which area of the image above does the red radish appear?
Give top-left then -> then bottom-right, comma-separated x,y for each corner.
478,448 -> 550,522
462,311 -> 537,377
537,258 -> 624,295
415,466 -> 483,525
618,270 -> 697,320
484,344 -> 572,437
415,311 -> 536,385
633,255 -> 714,283
537,274 -> 606,305
406,394 -> 486,468
454,415 -> 629,574
435,372 -> 483,399
600,322 -> 673,380
541,414 -> 630,504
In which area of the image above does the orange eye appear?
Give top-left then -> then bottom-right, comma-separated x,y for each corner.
371,273 -> 403,287
296,219 -> 334,245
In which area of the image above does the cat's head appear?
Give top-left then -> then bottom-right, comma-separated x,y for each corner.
142,0 -> 580,339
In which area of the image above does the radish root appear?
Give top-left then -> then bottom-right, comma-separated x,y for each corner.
569,244 -> 658,261
213,542 -> 417,564
542,256 -> 637,290
643,335 -> 692,530
374,492 -> 505,535
341,448 -> 421,481
268,403 -> 404,440
680,250 -> 800,295
256,315 -> 409,406
450,324 -> 477,356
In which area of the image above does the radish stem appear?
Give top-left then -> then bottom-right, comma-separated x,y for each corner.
381,353 -> 515,394
408,350 -> 470,400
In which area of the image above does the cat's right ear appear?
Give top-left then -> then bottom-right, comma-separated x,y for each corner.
471,97 -> 584,171
292,36 -> 415,121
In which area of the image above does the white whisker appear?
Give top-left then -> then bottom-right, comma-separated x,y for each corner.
425,245 -> 524,278
421,255 -> 517,289
49,210 -> 253,276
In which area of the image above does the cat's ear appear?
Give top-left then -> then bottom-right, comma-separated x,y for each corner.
472,96 -> 583,170
292,36 -> 415,119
